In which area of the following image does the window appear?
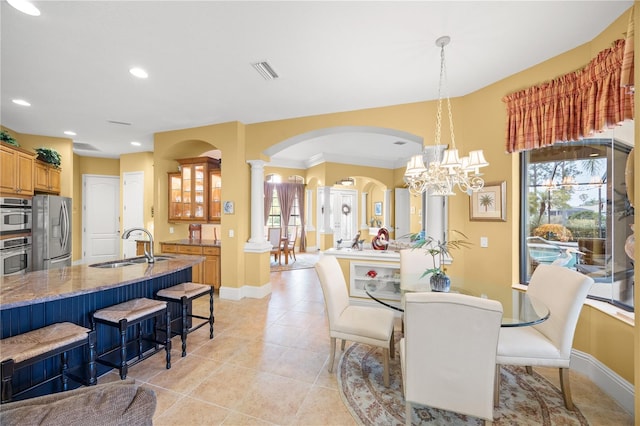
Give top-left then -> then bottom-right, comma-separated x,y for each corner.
520,138 -> 634,311
265,174 -> 304,234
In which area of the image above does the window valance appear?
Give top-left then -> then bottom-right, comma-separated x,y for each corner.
503,38 -> 634,153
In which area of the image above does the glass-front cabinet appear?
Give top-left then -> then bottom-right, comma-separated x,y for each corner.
209,170 -> 221,222
168,156 -> 221,223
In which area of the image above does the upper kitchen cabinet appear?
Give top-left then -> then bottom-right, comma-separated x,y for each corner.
34,159 -> 61,194
0,142 -> 35,196
168,156 -> 221,223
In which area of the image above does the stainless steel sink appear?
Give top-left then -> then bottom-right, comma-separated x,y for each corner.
89,261 -> 135,268
127,255 -> 174,263
89,255 -> 175,268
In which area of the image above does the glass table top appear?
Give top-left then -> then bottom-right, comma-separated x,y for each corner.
364,279 -> 550,328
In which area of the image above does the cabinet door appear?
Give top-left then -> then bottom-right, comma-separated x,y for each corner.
34,161 -> 49,191
49,167 -> 61,193
193,164 -> 206,219
168,172 -> 182,221
0,146 -> 16,193
16,152 -> 34,194
203,246 -> 220,288
181,166 -> 192,218
209,171 -> 221,222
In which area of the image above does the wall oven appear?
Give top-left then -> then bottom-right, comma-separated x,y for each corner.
0,235 -> 32,276
0,197 -> 32,236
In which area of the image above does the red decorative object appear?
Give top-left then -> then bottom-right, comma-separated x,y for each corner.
371,228 -> 390,250
366,270 -> 377,278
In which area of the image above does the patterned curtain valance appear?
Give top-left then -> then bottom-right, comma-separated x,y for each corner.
503,38 -> 634,153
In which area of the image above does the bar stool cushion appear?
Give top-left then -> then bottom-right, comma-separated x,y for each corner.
156,282 -> 210,300
1,322 -> 91,364
93,298 -> 167,324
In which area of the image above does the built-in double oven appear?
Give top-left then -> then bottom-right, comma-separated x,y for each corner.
1,197 -> 32,276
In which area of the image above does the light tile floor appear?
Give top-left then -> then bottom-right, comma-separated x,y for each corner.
98,258 -> 633,425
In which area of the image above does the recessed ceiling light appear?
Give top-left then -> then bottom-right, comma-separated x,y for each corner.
12,99 -> 31,106
130,141 -> 141,146
64,131 -> 77,136
129,67 -> 148,79
7,0 -> 41,16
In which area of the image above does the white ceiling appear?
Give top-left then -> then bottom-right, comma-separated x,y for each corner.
0,0 -> 633,167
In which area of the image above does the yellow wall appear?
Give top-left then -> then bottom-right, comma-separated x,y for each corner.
1,6 -> 636,405
72,156 -> 120,260
120,152 -> 155,235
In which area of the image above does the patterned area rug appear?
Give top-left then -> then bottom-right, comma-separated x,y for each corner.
338,340 -> 590,425
270,252 -> 319,272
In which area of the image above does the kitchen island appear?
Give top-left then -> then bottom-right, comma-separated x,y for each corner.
0,255 -> 204,397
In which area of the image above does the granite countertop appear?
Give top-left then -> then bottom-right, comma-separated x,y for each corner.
160,239 -> 221,247
0,255 -> 204,310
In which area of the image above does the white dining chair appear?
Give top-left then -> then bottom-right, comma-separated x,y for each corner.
400,292 -> 503,425
399,248 -> 438,291
495,264 -> 594,410
314,255 -> 395,387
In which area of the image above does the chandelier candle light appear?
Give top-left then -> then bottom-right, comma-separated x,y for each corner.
404,36 -> 489,196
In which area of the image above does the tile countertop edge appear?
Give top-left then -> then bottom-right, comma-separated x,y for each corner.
0,255 -> 204,310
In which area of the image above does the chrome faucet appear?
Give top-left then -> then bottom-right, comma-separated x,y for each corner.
122,227 -> 155,263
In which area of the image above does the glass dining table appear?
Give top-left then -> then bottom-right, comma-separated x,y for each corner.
364,279 -> 550,327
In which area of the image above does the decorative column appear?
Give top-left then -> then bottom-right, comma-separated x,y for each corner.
425,194 -> 445,242
383,189 -> 391,229
360,192 -> 368,229
305,189 -> 315,232
245,160 -> 270,249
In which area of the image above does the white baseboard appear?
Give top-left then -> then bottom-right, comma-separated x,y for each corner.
571,349 -> 635,416
219,282 -> 272,300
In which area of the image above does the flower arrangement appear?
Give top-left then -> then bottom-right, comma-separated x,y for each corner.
35,147 -> 62,168
410,230 -> 472,279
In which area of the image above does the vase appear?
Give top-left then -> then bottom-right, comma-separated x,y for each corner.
430,273 -> 451,292
624,224 -> 635,261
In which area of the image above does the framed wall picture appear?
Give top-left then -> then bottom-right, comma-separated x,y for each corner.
374,202 -> 382,216
469,181 -> 506,221
223,201 -> 234,215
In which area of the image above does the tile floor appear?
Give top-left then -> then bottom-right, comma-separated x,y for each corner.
98,258 -> 633,425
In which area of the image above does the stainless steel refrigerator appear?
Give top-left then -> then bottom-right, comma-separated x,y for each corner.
32,195 -> 72,271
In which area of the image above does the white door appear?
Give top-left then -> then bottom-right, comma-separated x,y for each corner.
394,188 -> 410,241
332,189 -> 358,246
83,175 -> 120,263
122,172 -> 144,258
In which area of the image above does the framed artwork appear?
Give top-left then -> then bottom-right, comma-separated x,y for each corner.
374,202 -> 382,216
469,181 -> 506,221
223,201 -> 234,214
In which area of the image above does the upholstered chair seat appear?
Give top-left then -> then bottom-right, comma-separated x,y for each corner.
314,255 -> 395,387
495,264 -> 594,410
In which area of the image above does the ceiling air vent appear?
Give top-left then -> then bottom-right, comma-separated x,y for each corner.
252,61 -> 279,80
73,142 -> 100,151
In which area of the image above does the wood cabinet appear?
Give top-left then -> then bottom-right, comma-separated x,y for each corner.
34,160 -> 61,194
160,242 -> 221,289
168,157 -> 221,223
0,143 -> 35,196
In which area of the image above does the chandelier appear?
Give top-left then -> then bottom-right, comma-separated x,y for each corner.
404,36 -> 489,196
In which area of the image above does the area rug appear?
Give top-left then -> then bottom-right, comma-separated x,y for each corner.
270,253 -> 318,272
338,340 -> 589,425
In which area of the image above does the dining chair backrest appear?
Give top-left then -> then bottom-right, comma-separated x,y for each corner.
527,264 -> 594,359
403,292 -> 503,421
400,248 -> 438,289
267,227 -> 281,248
314,255 -> 349,327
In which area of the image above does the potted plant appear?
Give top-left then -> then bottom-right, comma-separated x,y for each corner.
0,130 -> 19,147
410,230 -> 472,292
35,147 -> 62,168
